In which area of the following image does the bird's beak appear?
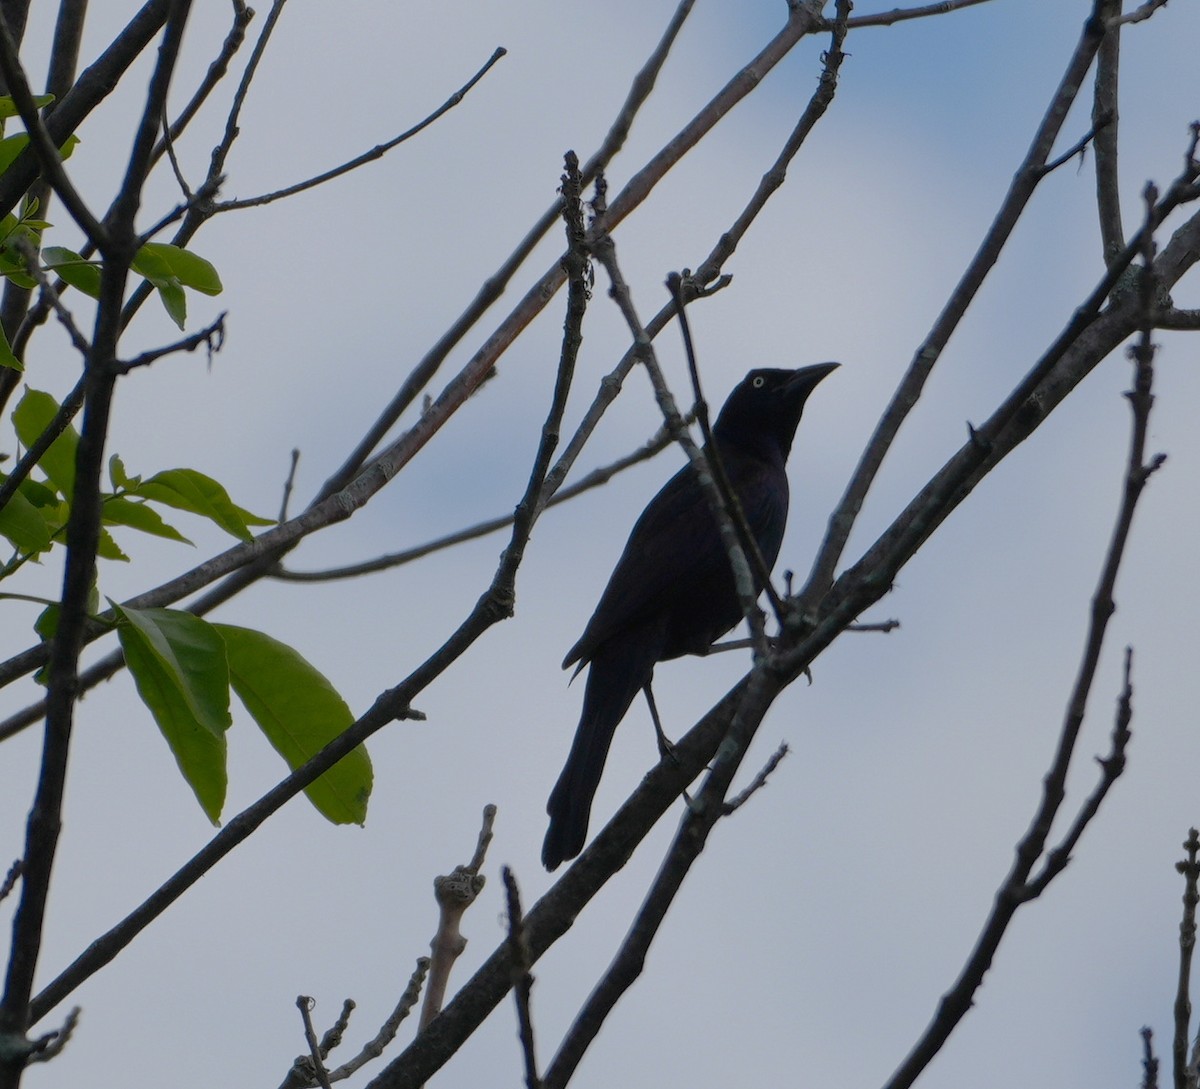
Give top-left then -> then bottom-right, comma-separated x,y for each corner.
786,361 -> 839,396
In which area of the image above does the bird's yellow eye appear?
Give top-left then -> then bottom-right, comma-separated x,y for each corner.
752,376 -> 765,388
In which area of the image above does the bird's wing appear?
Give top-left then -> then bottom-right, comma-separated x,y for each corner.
563,452 -> 786,669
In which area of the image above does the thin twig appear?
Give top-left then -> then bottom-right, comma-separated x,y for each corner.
117,312 -> 226,372
780,134 -> 1200,693
0,0 -> 88,412
1155,307 -> 1200,329
158,96 -> 192,200
148,0 -> 253,169
669,271 -> 785,632
1020,645 -> 1135,900
589,211 -> 766,653
0,861 -> 20,903
419,806 -> 496,1031
1174,829 -> 1200,1089
1145,1027 -> 1161,1089
217,48 -> 506,212
271,423 -> 681,582
1113,0 -> 1171,27
722,742 -> 789,814
11,237 -> 92,357
296,997 -> 334,1089
844,0 -> 994,29
502,868 -> 541,1089
22,1006 -> 78,1065
543,664 -> 781,1089
278,965 -> 426,1089
1093,0 -> 1124,262
279,449 -> 301,523
1039,115 -> 1110,176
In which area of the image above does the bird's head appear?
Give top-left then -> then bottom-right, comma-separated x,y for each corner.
713,362 -> 839,461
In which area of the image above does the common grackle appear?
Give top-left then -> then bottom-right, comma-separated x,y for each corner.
542,363 -> 838,870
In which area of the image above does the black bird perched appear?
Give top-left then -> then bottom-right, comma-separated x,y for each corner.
542,363 -> 838,870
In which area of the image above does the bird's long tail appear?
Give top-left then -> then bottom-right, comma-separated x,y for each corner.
542,633 -> 658,870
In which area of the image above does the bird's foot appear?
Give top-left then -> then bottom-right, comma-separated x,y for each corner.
655,726 -> 681,767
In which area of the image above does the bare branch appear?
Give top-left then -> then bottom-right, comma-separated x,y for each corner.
879,183 -> 1165,1089
11,238 -> 91,358
270,423 -> 681,582
296,997 -> 334,1089
1113,0 -> 1171,27
722,742 -> 789,814
1155,307 -> 1200,329
1094,0 -> 1124,261
801,0 -> 1111,609
669,271 -> 786,630
217,47 -> 506,213
116,311 -> 226,372
278,448 -> 301,523
590,211 -> 767,651
1144,1026 -> 1161,1089
542,663 -> 781,1089
0,861 -> 20,903
502,868 -> 541,1089
21,1006 -> 78,1065
1174,829 -> 1200,1089
845,0 -> 995,29
419,806 -> 496,1032
148,1 -> 254,169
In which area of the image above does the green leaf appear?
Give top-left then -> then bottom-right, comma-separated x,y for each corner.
0,133 -> 28,176
32,582 -> 99,686
155,278 -> 187,329
114,604 -> 232,824
12,388 -> 78,500
32,603 -> 57,685
0,321 -> 21,370
96,528 -> 129,562
42,246 -> 101,299
0,481 -> 54,553
0,126 -> 77,174
216,624 -> 372,825
102,496 -> 192,544
0,94 -> 55,121
108,453 -> 140,491
34,602 -> 57,641
234,503 -> 273,528
133,468 -> 268,541
131,246 -> 186,327
130,245 -> 171,281
137,242 -> 222,296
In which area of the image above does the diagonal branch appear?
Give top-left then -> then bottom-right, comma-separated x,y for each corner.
880,180 -> 1166,1089
216,47 -> 507,213
801,0 -> 1110,609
